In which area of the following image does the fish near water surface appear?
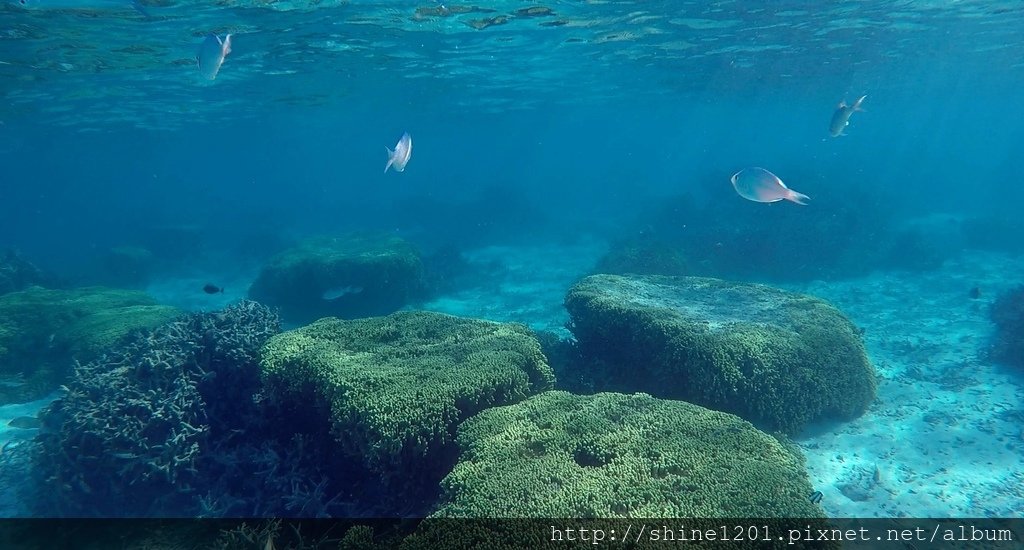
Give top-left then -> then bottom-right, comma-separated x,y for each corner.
384,132 -> 412,173
829,95 -> 866,137
196,34 -> 232,81
731,167 -> 809,205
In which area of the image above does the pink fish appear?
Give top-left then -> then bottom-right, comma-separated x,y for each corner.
196,33 -> 232,81
384,132 -> 412,173
730,167 -> 809,205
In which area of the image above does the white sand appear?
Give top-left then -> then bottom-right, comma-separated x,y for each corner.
785,251 -> 1024,518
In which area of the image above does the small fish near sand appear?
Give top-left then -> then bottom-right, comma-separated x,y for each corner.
8,416 -> 42,430
829,94 -> 866,137
321,285 -> 364,301
203,283 -> 224,294
196,33 -> 233,81
384,132 -> 413,173
730,167 -> 810,205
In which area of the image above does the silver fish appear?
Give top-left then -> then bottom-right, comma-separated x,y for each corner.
196,34 -> 233,81
829,95 -> 866,137
384,132 -> 413,173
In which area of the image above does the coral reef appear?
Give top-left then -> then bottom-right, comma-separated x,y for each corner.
564,274 -> 877,434
592,237 -> 689,277
259,311 -> 555,511
991,285 -> 1024,369
29,300 -> 338,517
0,286 -> 180,404
624,188 -> 950,282
0,250 -> 58,296
424,390 -> 823,518
96,245 -> 156,288
248,233 -> 427,324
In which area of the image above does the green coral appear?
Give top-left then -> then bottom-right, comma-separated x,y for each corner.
564,275 -> 876,434
260,311 -> 555,483
423,390 -> 824,519
0,286 -> 180,403
248,233 -> 426,323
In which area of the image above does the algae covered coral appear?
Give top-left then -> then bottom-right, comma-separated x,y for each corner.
260,310 -> 556,502
0,286 -> 180,404
564,274 -> 877,434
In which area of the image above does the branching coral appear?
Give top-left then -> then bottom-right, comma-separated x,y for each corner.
32,300 -> 290,517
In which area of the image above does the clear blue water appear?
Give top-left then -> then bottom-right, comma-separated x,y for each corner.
2,0 -> 1024,523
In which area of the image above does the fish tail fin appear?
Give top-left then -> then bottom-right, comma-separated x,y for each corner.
223,34 -> 233,55
786,190 -> 811,205
852,95 -> 866,111
384,146 -> 394,173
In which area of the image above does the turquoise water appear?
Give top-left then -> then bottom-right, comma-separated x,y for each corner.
2,0 -> 1023,524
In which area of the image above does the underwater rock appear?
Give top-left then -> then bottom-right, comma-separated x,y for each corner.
0,286 -> 180,404
564,274 -> 877,434
990,285 -> 1024,370
248,233 -> 427,324
412,391 -> 825,522
259,311 -> 555,508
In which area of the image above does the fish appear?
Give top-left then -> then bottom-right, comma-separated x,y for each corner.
321,285 -> 364,301
196,34 -> 233,81
730,167 -> 810,205
384,132 -> 413,173
203,283 -> 224,294
969,286 -> 981,300
0,375 -> 25,389
7,416 -> 42,430
829,94 -> 866,137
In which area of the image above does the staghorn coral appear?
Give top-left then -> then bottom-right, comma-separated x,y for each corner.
564,274 -> 876,434
32,300 -> 297,517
